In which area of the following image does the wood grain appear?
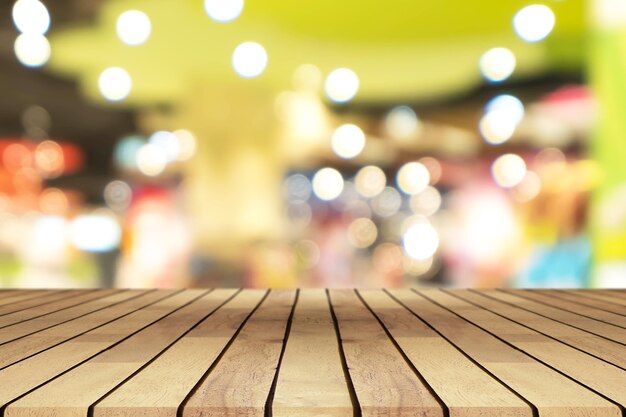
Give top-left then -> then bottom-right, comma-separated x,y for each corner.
390,289 -> 620,417
0,289 -> 131,345
272,289 -> 352,417
0,291 -> 52,308
182,289 -> 295,417
486,290 -> 626,344
504,290 -> 626,329
359,289 -> 531,417
0,289 -> 623,417
0,290 -> 149,369
329,289 -> 444,417
543,290 -> 626,316
0,290 -> 77,317
598,290 -> 626,300
455,290 -> 626,367
0,289 -> 114,329
6,289 -> 225,417
94,289 -> 264,417
422,289 -> 625,411
0,290 -> 20,299
0,290 -> 178,407
562,290 -> 626,307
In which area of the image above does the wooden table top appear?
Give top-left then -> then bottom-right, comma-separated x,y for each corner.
0,289 -> 623,416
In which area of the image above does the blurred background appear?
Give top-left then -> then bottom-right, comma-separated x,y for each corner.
0,0 -> 625,289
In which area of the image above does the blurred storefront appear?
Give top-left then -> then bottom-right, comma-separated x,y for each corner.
0,0 -> 624,288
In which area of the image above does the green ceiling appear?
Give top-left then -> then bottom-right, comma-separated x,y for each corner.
48,0 -> 585,105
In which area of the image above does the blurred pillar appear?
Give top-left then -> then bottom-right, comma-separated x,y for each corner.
588,0 -> 626,287
140,85 -> 284,268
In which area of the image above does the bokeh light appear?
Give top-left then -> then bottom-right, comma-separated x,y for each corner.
32,215 -> 67,256
401,214 -> 430,234
287,202 -> 313,229
149,131 -> 180,162
486,95 -> 525,125
40,188 -> 69,215
98,67 -> 132,102
114,135 -> 145,170
513,5 -> 555,43
312,167 -> 344,201
355,165 -> 386,198
371,186 -> 402,217
283,174 -> 312,203
324,68 -> 359,103
403,222 -> 439,261
348,217 -> 378,248
292,64 -> 322,90
34,140 -> 63,177
232,42 -> 268,78
410,186 -> 442,216
104,180 -> 133,211
116,10 -> 151,46
403,255 -> 435,277
172,129 -> 197,161
513,171 -> 542,202
372,243 -> 403,274
136,143 -> 168,176
396,162 -> 430,195
2,143 -> 31,172
12,0 -> 50,35
70,212 -> 121,253
14,34 -> 50,68
419,157 -> 442,185
204,0 -> 244,23
492,153 -> 527,188
385,106 -> 422,141
331,124 -> 366,159
479,110 -> 517,145
22,105 -> 51,138
479,47 -> 516,83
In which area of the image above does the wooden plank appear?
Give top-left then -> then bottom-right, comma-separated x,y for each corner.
329,289 -> 444,417
389,289 -> 619,417
565,290 -> 626,306
504,290 -> 626,330
0,289 -> 129,345
539,290 -> 626,316
0,290 -> 20,299
359,290 -> 531,417
0,290 -> 29,300
488,290 -> 626,344
0,289 -> 623,416
0,290 -> 115,329
454,290 -> 626,368
598,290 -> 626,301
420,289 -> 626,409
0,290 -> 76,317
0,290 -> 156,369
0,291 -> 52,308
0,289 -> 180,408
6,289 -> 240,417
182,289 -> 295,417
272,289 -> 353,417
94,289 -> 266,417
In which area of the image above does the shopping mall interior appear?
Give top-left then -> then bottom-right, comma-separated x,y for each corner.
0,0 -> 624,289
